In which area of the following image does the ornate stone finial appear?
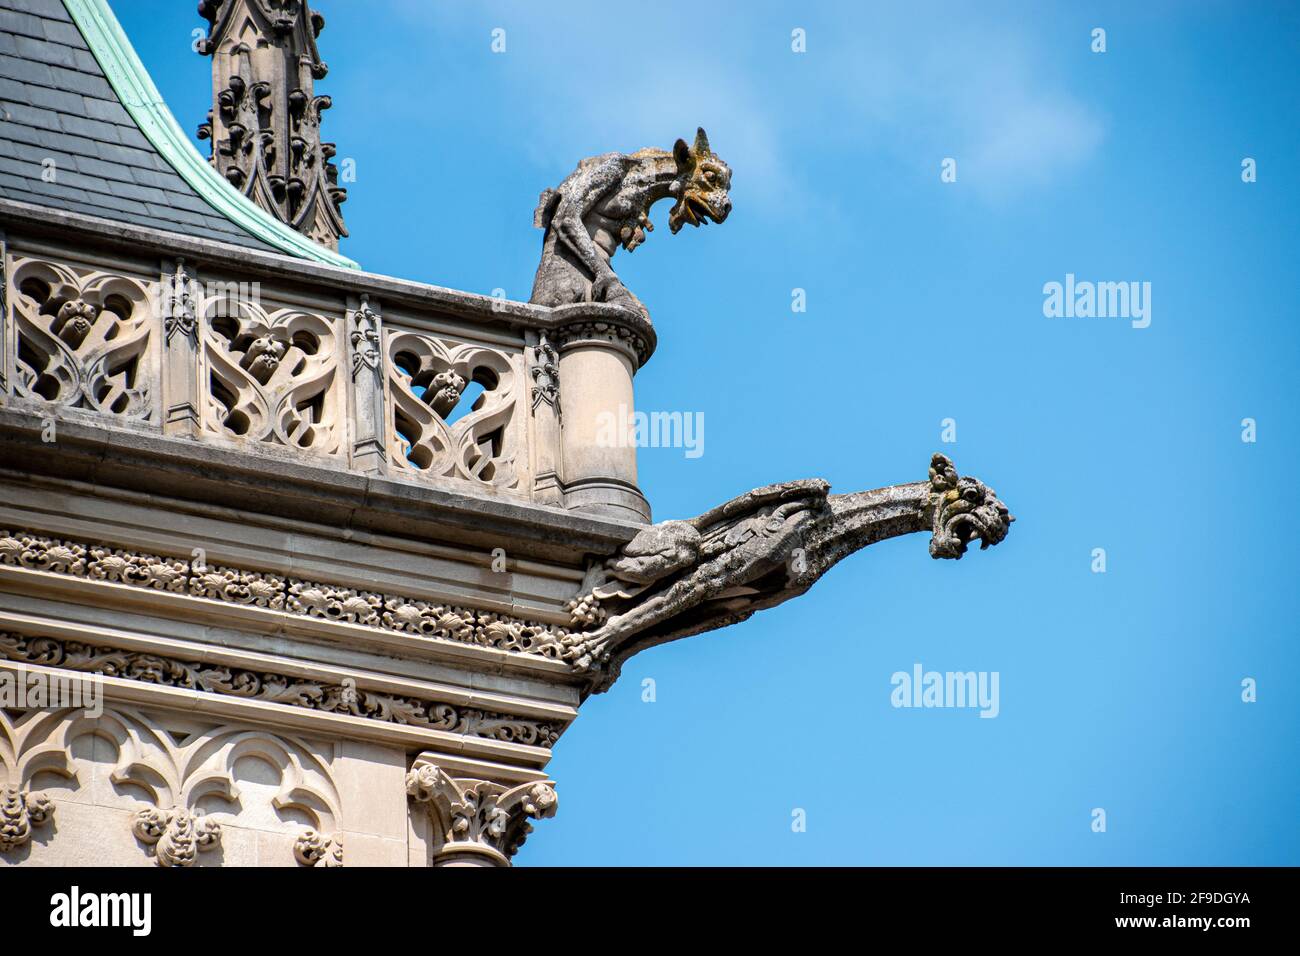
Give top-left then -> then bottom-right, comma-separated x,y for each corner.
196,0 -> 348,250
405,762 -> 558,866
530,128 -> 732,319
560,455 -> 1014,691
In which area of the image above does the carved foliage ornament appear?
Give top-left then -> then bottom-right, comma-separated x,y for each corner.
0,786 -> 54,852
162,259 -> 199,346
530,334 -> 560,417
0,529 -> 572,664
349,295 -> 381,380
9,257 -> 154,419
0,633 -> 562,748
132,806 -> 220,867
294,828 -> 343,867
0,708 -> 78,853
406,762 -> 557,863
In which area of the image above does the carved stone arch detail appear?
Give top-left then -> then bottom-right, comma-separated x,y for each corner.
0,708 -> 80,853
20,707 -> 348,867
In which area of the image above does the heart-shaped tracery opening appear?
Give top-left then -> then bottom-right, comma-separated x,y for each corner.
211,316 -> 319,387
393,352 -> 500,421
15,279 -> 139,407
392,352 -> 504,470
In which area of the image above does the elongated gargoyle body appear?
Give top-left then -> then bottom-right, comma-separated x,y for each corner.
530,128 -> 732,319
563,455 -> 1013,692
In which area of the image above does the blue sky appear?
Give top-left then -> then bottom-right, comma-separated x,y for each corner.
116,0 -> 1298,865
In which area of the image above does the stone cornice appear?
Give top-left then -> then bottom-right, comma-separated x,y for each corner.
0,407 -> 643,564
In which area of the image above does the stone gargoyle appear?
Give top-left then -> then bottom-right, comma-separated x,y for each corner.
563,454 -> 1013,691
530,128 -> 732,320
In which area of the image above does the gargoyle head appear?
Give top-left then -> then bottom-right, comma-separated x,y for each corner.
54,300 -> 97,348
428,370 -> 467,417
927,454 -> 1014,559
668,128 -> 732,234
241,335 -> 288,382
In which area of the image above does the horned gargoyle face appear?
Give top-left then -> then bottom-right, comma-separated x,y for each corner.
927,454 -> 1014,559
668,128 -> 733,234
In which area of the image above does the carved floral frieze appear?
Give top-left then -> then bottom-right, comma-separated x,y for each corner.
0,528 -> 572,665
0,633 -> 562,748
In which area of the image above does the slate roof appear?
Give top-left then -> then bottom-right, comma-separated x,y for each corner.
0,0 -> 278,252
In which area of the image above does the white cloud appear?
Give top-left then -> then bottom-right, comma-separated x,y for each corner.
383,1 -> 1105,206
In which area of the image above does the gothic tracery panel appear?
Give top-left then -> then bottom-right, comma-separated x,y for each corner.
2,706 -> 345,867
8,257 -> 155,420
200,290 -> 343,456
385,328 -> 521,489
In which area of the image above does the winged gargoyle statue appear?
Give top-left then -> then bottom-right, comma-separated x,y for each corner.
563,454 -> 1013,691
530,128 -> 732,319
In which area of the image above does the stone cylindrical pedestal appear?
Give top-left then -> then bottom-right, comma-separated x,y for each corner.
551,305 -> 655,523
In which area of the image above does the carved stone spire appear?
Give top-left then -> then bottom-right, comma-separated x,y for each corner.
196,0 -> 348,251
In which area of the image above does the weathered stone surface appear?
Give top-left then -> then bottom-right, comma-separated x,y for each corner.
405,758 -> 557,867
0,52 -> 1016,867
562,455 -> 1013,690
530,128 -> 732,319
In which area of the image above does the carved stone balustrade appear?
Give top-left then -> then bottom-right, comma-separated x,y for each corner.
0,215 -> 656,522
